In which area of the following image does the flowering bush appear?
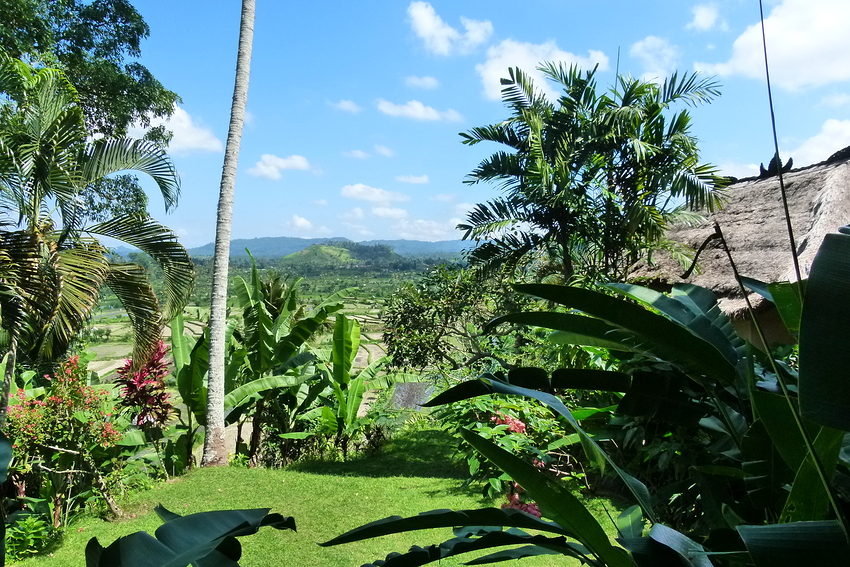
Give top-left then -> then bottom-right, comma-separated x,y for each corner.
7,356 -> 122,460
436,392 -> 574,499
501,482 -> 541,518
115,340 -> 173,428
6,355 -> 124,527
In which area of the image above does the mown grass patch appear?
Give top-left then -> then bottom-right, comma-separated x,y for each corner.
18,429 -> 623,567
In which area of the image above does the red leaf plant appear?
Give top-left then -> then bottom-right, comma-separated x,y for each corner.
115,341 -> 174,428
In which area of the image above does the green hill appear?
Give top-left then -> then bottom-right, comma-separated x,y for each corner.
278,241 -> 402,267
281,244 -> 354,266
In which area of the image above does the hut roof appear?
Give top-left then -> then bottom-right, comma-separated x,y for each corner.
632,148 -> 850,317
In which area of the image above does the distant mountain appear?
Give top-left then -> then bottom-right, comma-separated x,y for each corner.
187,236 -> 471,259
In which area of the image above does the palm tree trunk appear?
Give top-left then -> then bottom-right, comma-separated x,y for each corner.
202,0 -> 256,467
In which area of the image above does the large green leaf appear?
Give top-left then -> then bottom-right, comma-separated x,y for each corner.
355,532 -> 589,567
0,430 -> 12,483
493,312 -> 639,352
170,313 -> 194,372
506,284 -> 739,384
462,429 -> 632,567
331,314 -> 359,386
751,390 -> 807,473
235,280 -> 275,377
275,306 -> 339,363
465,545 -> 565,565
85,506 -> 295,567
799,232 -> 850,431
741,420 -> 792,513
322,508 -> 576,546
177,332 -> 209,426
223,371 -> 317,413
737,521 -> 850,567
780,425 -> 844,523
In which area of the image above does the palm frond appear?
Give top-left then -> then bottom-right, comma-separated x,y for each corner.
105,262 -> 162,367
87,214 -> 194,323
81,138 -> 180,212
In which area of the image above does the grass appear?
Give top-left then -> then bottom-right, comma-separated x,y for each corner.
17,428 -> 624,566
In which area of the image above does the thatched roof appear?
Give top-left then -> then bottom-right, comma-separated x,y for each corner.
632,148 -> 850,317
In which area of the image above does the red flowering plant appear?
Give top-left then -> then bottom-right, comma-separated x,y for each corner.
436,393 -> 573,499
6,355 -> 124,527
115,340 -> 174,429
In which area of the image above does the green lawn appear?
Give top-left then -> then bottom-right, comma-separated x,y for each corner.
19,429 -> 623,566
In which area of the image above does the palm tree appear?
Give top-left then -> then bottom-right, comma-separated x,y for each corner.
459,63 -> 727,283
0,56 -> 194,428
203,0 -> 256,467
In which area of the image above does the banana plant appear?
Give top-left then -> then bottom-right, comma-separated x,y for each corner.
85,505 -> 295,567
314,314 -> 419,459
221,255 -> 351,463
165,313 -> 210,474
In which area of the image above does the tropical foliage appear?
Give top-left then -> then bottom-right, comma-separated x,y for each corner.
324,226 -> 850,566
0,56 -> 193,425
459,64 -> 727,282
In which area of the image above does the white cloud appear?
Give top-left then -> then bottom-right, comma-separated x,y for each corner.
821,93 -> 850,108
246,154 -> 310,180
687,4 -> 723,31
630,36 -> 680,82
376,99 -> 463,122
406,75 -> 440,89
244,111 -> 256,126
372,207 -> 409,220
695,0 -> 850,90
476,40 -> 609,100
432,193 -> 455,202
393,218 -> 460,241
339,207 -> 365,221
717,161 -> 759,178
130,106 -> 223,155
283,215 -> 331,235
374,144 -> 394,157
396,174 -> 429,184
788,119 -> 850,166
407,1 -> 492,56
288,215 -> 313,231
332,100 -> 362,113
344,149 -> 370,159
313,199 -> 329,206
341,183 -> 410,205
454,202 -> 475,217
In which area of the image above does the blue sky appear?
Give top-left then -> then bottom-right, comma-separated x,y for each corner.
128,0 -> 850,247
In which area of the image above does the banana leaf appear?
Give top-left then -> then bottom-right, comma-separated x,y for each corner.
799,231 -> 850,431
85,505 -> 295,567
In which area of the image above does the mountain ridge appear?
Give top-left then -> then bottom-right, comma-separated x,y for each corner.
185,236 -> 472,259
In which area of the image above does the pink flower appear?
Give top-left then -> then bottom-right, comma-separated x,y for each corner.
491,412 -> 527,434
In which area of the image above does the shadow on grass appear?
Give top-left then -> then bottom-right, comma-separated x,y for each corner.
288,428 -> 467,479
